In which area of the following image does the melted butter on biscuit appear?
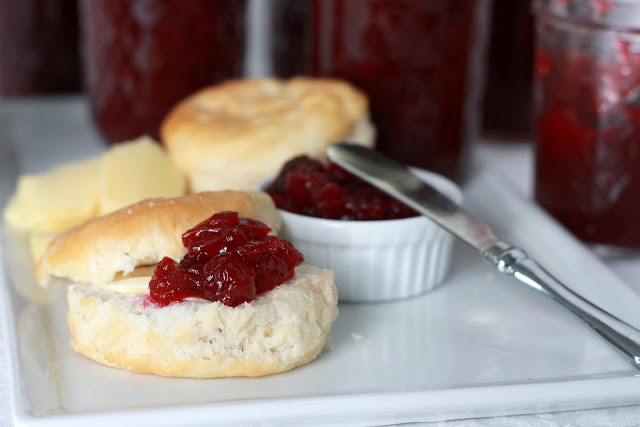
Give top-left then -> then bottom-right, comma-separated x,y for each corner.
104,273 -> 206,302
105,266 -> 157,294
103,276 -> 152,295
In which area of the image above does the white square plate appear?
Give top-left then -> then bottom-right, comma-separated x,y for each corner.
3,163 -> 640,426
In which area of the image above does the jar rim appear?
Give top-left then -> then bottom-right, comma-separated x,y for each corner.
533,0 -> 640,31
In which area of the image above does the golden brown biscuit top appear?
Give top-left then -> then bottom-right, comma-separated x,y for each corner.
35,191 -> 281,287
160,78 -> 371,184
163,78 -> 368,139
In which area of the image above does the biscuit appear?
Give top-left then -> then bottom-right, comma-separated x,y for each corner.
161,77 -> 375,192
38,189 -> 338,378
36,191 -> 281,287
67,265 -> 338,378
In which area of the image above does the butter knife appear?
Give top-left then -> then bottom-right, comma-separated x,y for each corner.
327,142 -> 640,368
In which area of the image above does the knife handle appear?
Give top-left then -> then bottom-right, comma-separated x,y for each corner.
483,241 -> 640,368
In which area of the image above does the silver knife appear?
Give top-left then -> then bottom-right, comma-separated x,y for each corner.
327,142 -> 640,368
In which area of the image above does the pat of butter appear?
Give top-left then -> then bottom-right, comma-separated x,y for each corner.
103,276 -> 152,295
3,136 -> 188,264
100,136 -> 186,214
4,157 -> 100,233
103,275 -> 206,303
28,232 -> 58,261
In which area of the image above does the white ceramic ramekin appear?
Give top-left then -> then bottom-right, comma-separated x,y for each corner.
275,168 -> 462,302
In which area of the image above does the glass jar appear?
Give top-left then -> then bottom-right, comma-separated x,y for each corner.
310,0 -> 490,182
80,0 -> 247,144
0,0 -> 81,95
482,0 -> 534,138
533,0 -> 640,249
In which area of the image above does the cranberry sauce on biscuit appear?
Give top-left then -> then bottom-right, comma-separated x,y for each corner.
149,211 -> 303,307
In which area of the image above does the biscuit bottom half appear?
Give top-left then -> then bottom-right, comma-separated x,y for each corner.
66,265 -> 338,378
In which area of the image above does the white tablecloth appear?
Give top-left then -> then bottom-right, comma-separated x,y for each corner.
0,98 -> 639,426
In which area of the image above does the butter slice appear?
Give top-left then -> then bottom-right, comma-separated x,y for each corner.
28,232 -> 59,261
103,275 -> 205,303
100,136 -> 187,214
103,276 -> 151,295
3,137 -> 187,265
3,157 -> 100,233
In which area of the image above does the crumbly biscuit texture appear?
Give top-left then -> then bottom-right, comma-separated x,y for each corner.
67,265 -> 338,378
161,77 -> 375,192
35,191 -> 281,287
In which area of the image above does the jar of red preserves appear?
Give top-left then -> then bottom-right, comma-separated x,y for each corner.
533,0 -> 640,250
80,0 -> 247,144
310,0 -> 490,182
482,0 -> 534,139
0,0 -> 81,95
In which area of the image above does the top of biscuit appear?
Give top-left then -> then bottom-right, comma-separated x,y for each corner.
35,191 -> 281,287
160,77 -> 374,192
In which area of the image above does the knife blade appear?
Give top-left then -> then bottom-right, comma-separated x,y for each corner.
327,142 -> 640,368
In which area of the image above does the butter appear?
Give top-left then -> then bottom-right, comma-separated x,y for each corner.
4,157 -> 100,233
105,266 -> 156,294
104,271 -> 206,302
103,275 -> 205,302
28,232 -> 58,261
103,276 -> 151,295
3,136 -> 187,262
100,137 -> 187,214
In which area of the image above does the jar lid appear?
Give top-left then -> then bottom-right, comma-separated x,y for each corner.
533,0 -> 640,30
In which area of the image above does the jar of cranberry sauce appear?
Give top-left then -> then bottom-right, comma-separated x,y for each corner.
533,0 -> 640,250
0,0 -> 81,95
310,0 -> 490,182
80,0 -> 247,144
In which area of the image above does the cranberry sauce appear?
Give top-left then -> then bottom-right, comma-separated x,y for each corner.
81,0 -> 246,143
149,211 -> 303,307
0,0 -> 81,95
533,0 -> 640,248
266,156 -> 418,220
310,0 -> 488,182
